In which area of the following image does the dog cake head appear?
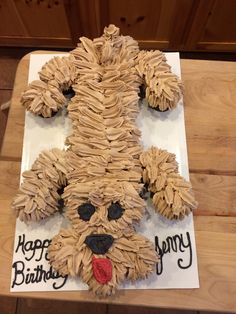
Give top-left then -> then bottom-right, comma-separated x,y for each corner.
48,180 -> 156,295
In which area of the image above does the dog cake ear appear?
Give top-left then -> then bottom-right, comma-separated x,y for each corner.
140,147 -> 198,220
21,56 -> 78,118
136,50 -> 183,111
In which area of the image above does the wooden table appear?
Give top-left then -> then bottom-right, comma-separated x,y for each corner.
1,52 -> 236,313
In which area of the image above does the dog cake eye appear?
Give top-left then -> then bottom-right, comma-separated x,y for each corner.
108,202 -> 124,221
77,203 -> 96,221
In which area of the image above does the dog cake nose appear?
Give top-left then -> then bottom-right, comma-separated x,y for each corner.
85,234 -> 114,255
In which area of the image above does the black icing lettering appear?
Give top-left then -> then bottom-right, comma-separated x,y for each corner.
155,236 -> 163,275
24,240 -> 35,260
12,235 -> 68,290
166,236 -> 177,252
25,271 -> 36,284
11,261 -> 25,288
11,262 -> 68,290
155,231 -> 193,275
174,234 -> 185,253
53,275 -> 68,290
45,251 -> 50,261
15,234 -> 26,255
177,232 -> 192,269
14,234 -> 51,261
36,239 -> 51,262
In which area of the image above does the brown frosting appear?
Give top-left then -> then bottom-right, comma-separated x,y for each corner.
136,50 -> 183,111
21,56 -> 78,117
48,226 -> 158,296
63,181 -> 145,231
39,55 -> 78,91
140,147 -> 198,219
21,80 -> 66,118
14,24 -> 197,295
12,149 -> 67,222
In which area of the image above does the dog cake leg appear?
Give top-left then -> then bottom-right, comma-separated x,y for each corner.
12,148 -> 67,222
140,147 -> 197,219
136,50 -> 183,111
21,56 -> 78,117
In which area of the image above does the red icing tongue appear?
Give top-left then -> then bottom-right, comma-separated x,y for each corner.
92,256 -> 112,284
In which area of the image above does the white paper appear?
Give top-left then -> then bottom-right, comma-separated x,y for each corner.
11,53 -> 199,292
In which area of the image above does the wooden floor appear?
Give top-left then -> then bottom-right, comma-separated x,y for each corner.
0,47 -> 235,314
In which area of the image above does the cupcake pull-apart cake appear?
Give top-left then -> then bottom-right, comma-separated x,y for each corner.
12,25 -> 197,296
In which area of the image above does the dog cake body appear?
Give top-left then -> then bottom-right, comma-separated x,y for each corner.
13,25 -> 197,295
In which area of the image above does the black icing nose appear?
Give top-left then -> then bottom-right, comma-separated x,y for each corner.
85,234 -> 114,255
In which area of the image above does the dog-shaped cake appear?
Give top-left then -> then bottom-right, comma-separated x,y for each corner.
13,25 -> 197,296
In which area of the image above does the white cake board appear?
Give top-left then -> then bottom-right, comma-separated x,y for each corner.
11,53 -> 199,292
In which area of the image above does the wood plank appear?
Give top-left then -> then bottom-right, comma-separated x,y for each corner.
181,59 -> 236,174
0,160 -> 21,199
0,54 -> 27,159
190,173 -> 236,217
0,296 -> 17,314
0,200 -> 16,295
16,298 -> 106,314
108,304 -> 197,314
0,90 -> 11,152
0,56 -> 20,89
0,161 -> 20,295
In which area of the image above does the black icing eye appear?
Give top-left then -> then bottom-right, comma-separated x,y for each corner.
108,202 -> 124,221
77,203 -> 96,221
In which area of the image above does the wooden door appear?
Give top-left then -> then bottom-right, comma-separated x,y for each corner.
185,0 -> 236,51
96,0 -> 196,50
0,0 -> 73,47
